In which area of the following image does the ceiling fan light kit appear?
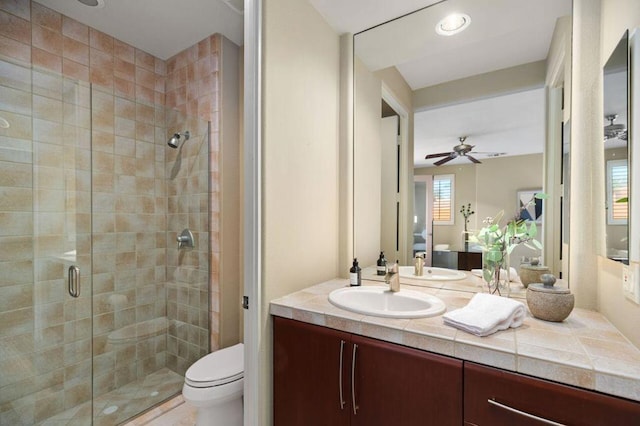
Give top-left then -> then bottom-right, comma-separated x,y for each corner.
425,136 -> 485,166
604,114 -> 627,141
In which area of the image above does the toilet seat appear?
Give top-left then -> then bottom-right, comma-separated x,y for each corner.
185,343 -> 244,388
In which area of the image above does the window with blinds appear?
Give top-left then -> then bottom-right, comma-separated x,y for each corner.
433,174 -> 454,225
607,159 -> 628,225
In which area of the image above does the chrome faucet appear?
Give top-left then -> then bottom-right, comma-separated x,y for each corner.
384,262 -> 400,292
414,253 -> 424,276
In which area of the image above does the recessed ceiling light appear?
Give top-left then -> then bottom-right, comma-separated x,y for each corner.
77,0 -> 105,8
436,13 -> 471,36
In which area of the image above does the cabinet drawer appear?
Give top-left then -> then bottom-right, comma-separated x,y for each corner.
464,362 -> 640,425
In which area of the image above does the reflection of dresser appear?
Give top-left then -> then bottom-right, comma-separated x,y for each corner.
432,250 -> 482,271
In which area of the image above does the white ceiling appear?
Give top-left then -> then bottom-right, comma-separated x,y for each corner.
413,88 -> 545,167
309,0 -> 572,168
35,0 -> 244,60
318,0 -> 571,90
308,0 -> 441,35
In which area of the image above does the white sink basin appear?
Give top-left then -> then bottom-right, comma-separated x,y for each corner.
398,266 -> 466,281
328,286 -> 446,318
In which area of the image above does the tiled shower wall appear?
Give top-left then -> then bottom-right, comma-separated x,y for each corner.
0,0 -> 224,421
166,34 -> 222,358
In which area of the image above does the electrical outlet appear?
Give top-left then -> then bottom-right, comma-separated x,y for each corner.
623,263 -> 640,304
622,264 -> 631,292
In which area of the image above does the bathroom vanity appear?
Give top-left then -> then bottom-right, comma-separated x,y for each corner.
273,316 -> 462,425
271,278 -> 640,425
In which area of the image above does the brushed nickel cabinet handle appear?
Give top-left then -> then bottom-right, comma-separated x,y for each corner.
351,343 -> 358,415
488,398 -> 566,425
338,340 -> 345,410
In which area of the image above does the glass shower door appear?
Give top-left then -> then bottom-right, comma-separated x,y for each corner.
0,60 -> 94,424
0,57 -> 211,426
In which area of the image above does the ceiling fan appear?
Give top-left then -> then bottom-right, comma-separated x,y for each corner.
424,136 -> 483,166
604,114 -> 627,141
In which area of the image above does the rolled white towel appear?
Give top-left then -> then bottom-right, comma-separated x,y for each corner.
470,267 -> 520,282
443,293 -> 525,337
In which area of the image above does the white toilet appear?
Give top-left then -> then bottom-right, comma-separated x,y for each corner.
182,343 -> 244,426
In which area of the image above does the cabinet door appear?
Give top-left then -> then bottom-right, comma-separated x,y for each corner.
351,334 -> 463,426
464,362 -> 640,425
273,317 -> 351,426
458,252 -> 482,270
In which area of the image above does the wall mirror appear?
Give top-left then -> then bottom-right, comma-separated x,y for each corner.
631,28 -> 640,266
603,31 -> 629,264
353,0 -> 572,276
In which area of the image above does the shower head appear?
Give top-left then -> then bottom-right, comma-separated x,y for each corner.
168,131 -> 190,148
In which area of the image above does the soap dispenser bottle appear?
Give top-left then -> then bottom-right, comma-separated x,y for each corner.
349,258 -> 362,286
376,252 -> 387,276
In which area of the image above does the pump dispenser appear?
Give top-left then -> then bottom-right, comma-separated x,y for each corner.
349,258 -> 362,286
377,252 -> 387,276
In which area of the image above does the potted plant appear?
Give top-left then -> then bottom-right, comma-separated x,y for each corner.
470,193 -> 547,295
459,203 -> 475,252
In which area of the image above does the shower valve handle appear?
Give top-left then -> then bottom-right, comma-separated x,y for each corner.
177,229 -> 195,249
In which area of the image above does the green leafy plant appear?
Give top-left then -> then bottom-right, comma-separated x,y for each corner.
470,193 -> 548,292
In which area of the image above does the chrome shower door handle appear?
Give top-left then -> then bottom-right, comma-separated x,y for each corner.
68,266 -> 80,297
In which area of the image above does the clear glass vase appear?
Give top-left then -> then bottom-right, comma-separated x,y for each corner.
482,248 -> 510,296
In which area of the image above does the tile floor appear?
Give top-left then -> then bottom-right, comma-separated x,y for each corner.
38,368 -> 184,425
124,395 -> 196,426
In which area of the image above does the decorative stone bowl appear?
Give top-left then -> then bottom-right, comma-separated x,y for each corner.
526,274 -> 575,322
519,265 -> 551,288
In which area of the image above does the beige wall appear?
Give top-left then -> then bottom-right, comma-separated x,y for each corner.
354,62 -> 415,266
261,0 -> 341,423
596,0 -> 640,348
354,57 -> 382,265
375,66 -> 413,112
219,37 -> 242,348
570,0 -> 603,310
413,61 -> 546,111
375,66 -> 415,264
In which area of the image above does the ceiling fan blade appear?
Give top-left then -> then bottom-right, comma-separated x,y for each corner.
425,152 -> 453,159
466,155 -> 481,164
434,155 -> 456,166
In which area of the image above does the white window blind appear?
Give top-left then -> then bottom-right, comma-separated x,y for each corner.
433,174 -> 454,225
607,159 -> 628,225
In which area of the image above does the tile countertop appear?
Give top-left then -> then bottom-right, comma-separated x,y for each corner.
269,269 -> 640,403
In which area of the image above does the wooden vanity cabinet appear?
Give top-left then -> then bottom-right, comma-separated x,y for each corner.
350,333 -> 463,425
457,251 -> 482,270
273,316 -> 351,426
274,317 -> 640,426
464,362 -> 640,425
273,317 -> 463,426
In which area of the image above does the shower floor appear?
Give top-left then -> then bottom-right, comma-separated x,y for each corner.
39,368 -> 184,426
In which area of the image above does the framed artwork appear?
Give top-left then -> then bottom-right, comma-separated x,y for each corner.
517,189 -> 543,223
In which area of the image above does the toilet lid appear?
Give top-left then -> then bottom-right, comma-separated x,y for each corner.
185,343 -> 244,388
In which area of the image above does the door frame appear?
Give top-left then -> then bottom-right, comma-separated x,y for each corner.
243,0 -> 261,424
381,84 -> 412,265
414,174 -> 434,266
